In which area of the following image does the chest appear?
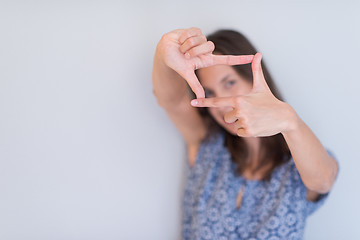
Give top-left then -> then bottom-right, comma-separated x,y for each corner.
184,158 -> 288,216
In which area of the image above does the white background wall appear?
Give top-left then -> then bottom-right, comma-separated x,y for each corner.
0,1 -> 359,239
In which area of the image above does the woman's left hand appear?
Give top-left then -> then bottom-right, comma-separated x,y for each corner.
191,53 -> 299,137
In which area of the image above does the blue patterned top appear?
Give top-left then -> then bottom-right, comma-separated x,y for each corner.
182,131 -> 336,240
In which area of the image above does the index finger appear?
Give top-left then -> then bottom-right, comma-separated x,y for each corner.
179,27 -> 203,44
211,54 -> 254,66
191,96 -> 236,108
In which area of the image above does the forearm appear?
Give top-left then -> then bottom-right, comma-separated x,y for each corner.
152,48 -> 189,108
282,105 -> 339,194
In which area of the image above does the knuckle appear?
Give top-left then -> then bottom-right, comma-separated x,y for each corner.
190,27 -> 202,35
187,48 -> 196,57
225,55 -> 231,64
213,98 -> 221,106
187,37 -> 196,46
183,32 -> 191,41
179,45 -> 186,53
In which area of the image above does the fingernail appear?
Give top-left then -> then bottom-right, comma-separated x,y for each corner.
191,100 -> 198,106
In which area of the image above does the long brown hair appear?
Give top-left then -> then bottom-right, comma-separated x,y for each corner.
195,29 -> 291,181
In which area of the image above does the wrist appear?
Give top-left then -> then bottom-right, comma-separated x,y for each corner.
154,49 -> 177,78
281,103 -> 301,135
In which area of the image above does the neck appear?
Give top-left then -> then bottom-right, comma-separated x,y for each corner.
242,137 -> 273,180
244,137 -> 260,159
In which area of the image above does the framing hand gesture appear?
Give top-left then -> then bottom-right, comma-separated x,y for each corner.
156,27 -> 254,98
191,53 -> 297,137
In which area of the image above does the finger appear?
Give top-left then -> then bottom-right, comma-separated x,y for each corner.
191,96 -> 236,108
237,128 -> 249,137
179,27 -> 202,44
211,54 -> 254,66
182,71 -> 205,99
179,35 -> 207,54
185,41 -> 215,59
234,117 -> 249,129
234,119 -> 243,128
224,109 -> 239,124
251,52 -> 270,92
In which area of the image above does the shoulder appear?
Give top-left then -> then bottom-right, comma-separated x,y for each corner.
187,129 -> 226,168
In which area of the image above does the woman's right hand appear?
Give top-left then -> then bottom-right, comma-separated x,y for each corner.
155,27 -> 254,99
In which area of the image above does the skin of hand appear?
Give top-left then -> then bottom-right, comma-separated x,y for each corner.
191,53 -> 298,138
156,27 -> 254,98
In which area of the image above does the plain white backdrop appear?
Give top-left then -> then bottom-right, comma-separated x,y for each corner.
0,1 -> 359,239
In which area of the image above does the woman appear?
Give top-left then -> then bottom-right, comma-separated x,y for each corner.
152,27 -> 339,240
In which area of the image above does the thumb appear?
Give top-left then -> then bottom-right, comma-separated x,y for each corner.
251,53 -> 270,93
182,71 -> 205,99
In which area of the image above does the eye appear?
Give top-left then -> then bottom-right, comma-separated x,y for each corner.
224,80 -> 236,88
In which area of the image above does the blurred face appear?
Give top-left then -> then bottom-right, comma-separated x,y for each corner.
197,64 -> 253,135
